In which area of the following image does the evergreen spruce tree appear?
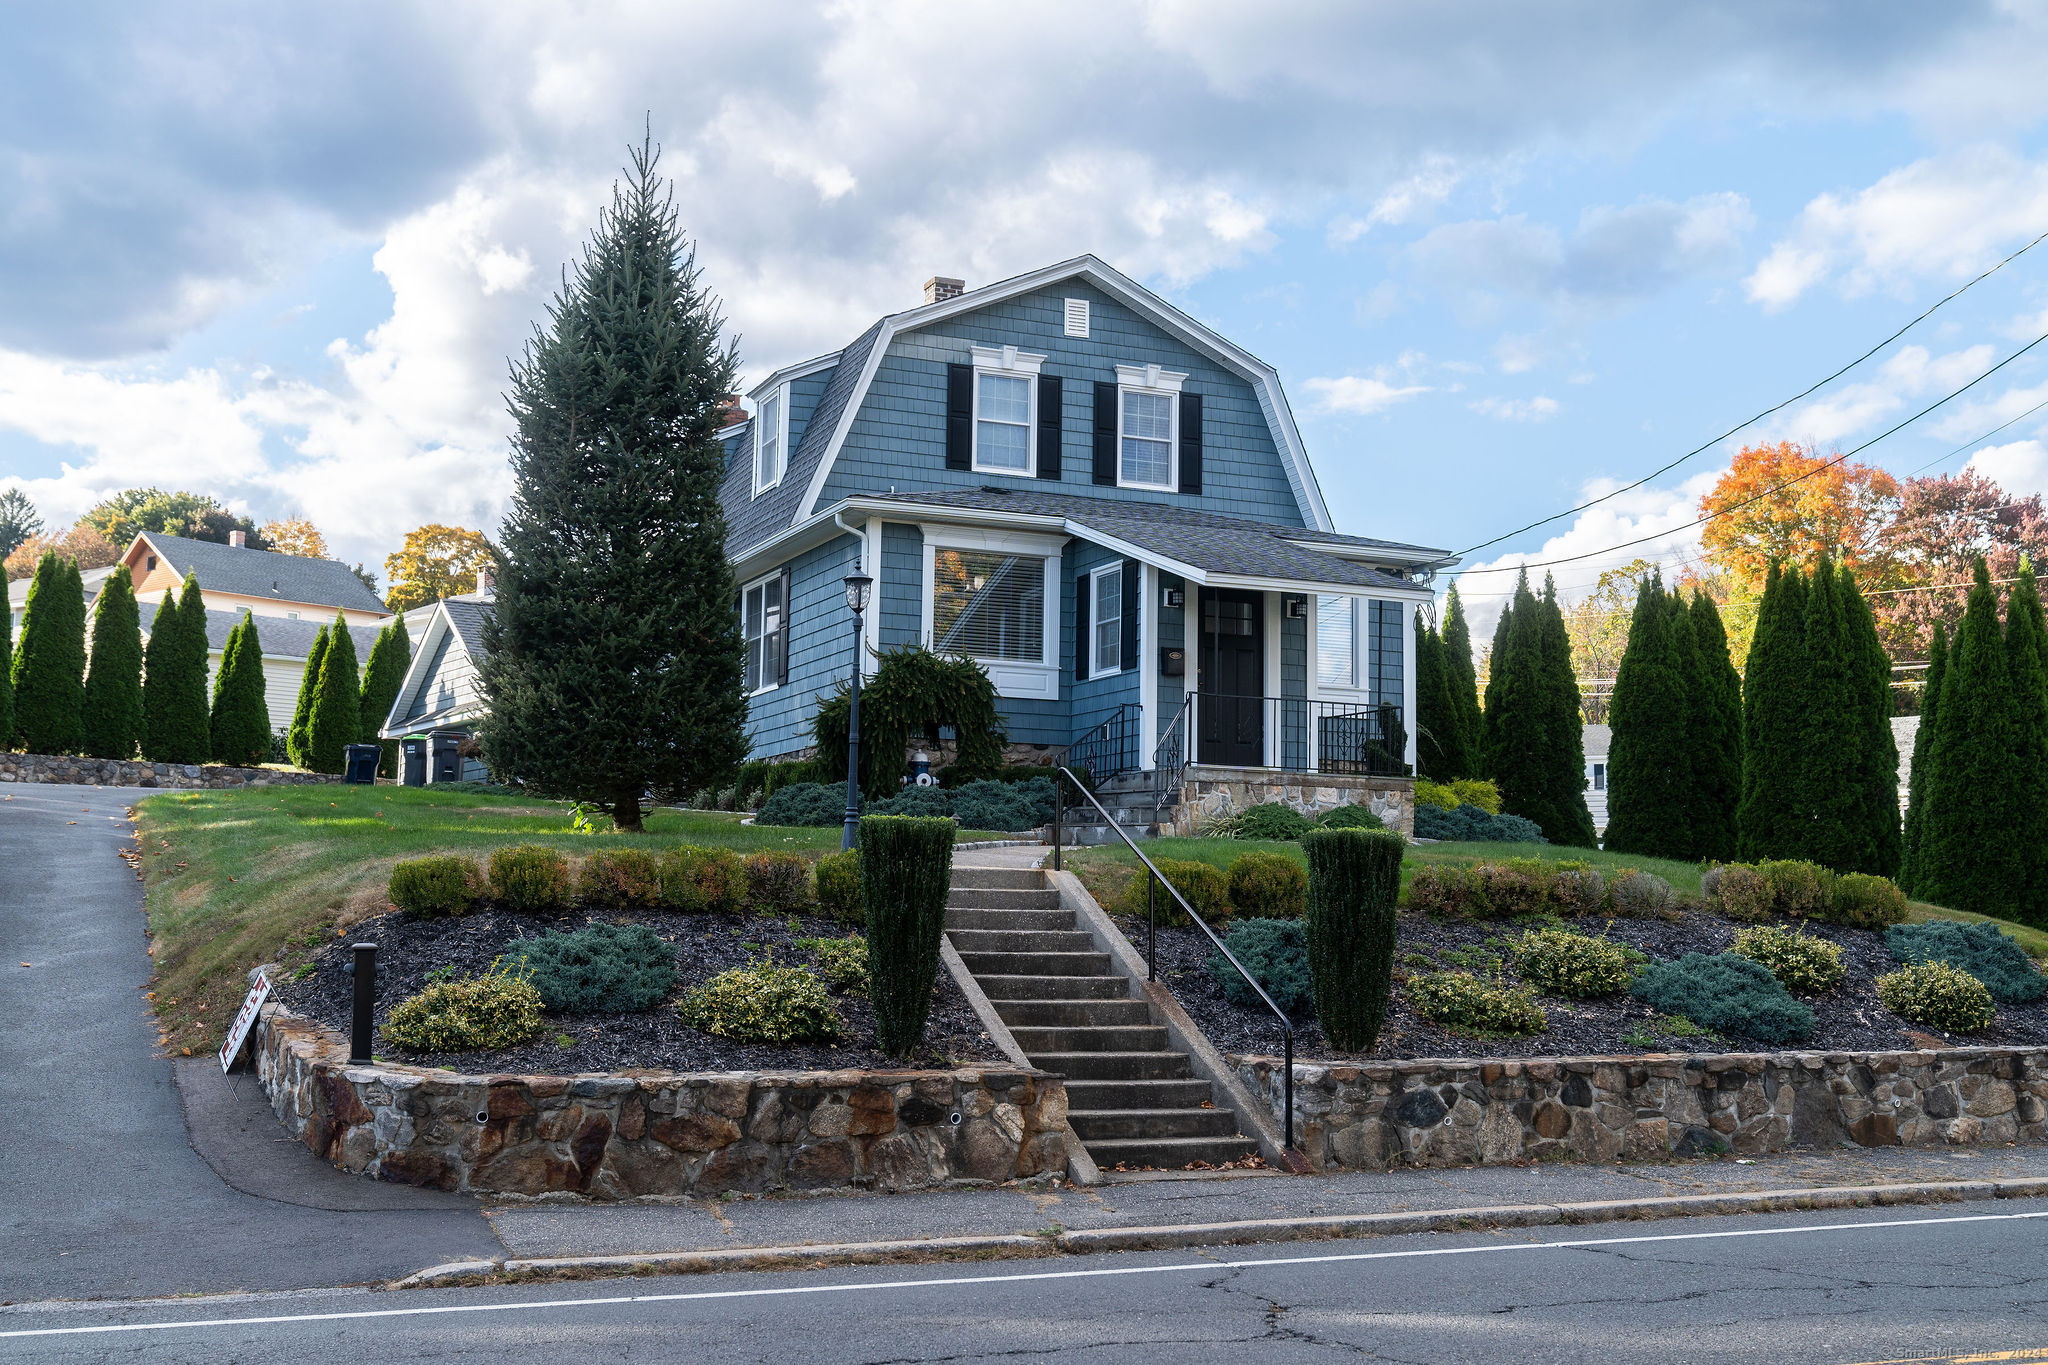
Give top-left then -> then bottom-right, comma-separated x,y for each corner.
1441,583 -> 1483,768
481,136 -> 748,829
1900,621 -> 1947,896
1413,613 -> 1468,780
357,616 -> 411,777
2003,560 -> 2048,912
143,574 -> 211,764
11,552 -> 87,754
1920,560 -> 2024,915
1605,576 -> 1692,857
1538,574 -> 1598,846
305,612 -> 360,774
1738,564 -> 1810,860
287,626 -> 328,769
1794,558 -> 1860,870
81,564 -> 143,760
1687,591 -> 1744,863
210,613 -> 271,767
1841,573 -> 1903,878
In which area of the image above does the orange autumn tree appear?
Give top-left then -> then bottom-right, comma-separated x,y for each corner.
1699,441 -> 1900,594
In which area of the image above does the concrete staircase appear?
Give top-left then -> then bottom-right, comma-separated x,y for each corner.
947,865 -> 1257,1170
1051,773 -> 1180,846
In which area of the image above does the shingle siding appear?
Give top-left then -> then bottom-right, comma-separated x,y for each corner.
742,535 -> 864,759
1066,539 -> 1142,751
878,522 -> 923,650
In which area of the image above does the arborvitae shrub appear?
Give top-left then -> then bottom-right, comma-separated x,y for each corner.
514,922 -> 677,1013
12,553 -> 87,755
1512,927 -> 1636,998
755,781 -> 849,827
1630,953 -> 1814,1044
814,849 -> 863,923
1316,804 -> 1384,831
659,845 -> 745,914
577,849 -> 663,908
1876,960 -> 1995,1033
488,845 -> 572,913
1703,864 -> 1771,921
1206,918 -> 1314,1013
744,850 -> 813,913
680,960 -> 842,1043
383,961 -> 544,1052
287,625 -> 327,768
1301,827 -> 1404,1051
1408,971 -> 1547,1035
1759,860 -> 1835,919
1823,873 -> 1908,930
82,565 -> 144,761
1226,851 -> 1309,919
304,610 -> 360,774
860,815 -> 956,1058
1236,802 -> 1311,842
1731,924 -> 1845,995
1129,858 -> 1228,926
387,856 -> 483,918
1609,868 -> 1676,918
210,615 -> 272,767
1885,920 -> 2046,1004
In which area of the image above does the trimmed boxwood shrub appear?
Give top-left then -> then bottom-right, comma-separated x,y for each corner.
388,855 -> 483,918
578,849 -> 662,908
755,782 -> 848,827
815,849 -> 863,924
680,961 -> 842,1043
1302,827 -> 1405,1050
1408,970 -> 1547,1035
1413,803 -> 1547,843
514,922 -> 677,1014
1129,858 -> 1228,926
860,815 -> 956,1058
383,961 -> 544,1052
744,850 -> 813,913
1885,920 -> 2046,1004
1511,926 -> 1636,998
1227,851 -> 1308,919
1236,802 -> 1311,842
1703,863 -> 1771,921
489,845 -> 572,914
1630,953 -> 1814,1044
950,777 -> 1054,831
1876,960 -> 1995,1033
1206,918 -> 1314,1014
659,846 -> 746,914
1759,860 -> 1834,920
1825,873 -> 1909,930
1731,924 -> 1845,995
1316,804 -> 1384,831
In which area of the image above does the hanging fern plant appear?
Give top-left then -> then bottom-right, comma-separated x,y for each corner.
814,644 -> 1007,799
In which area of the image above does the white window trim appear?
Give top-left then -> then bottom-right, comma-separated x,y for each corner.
1087,564 -> 1124,680
969,344 -> 1045,479
916,521 -> 1066,701
1114,362 -> 1187,492
741,569 -> 785,698
752,384 -> 789,497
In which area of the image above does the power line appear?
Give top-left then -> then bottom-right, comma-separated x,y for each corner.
1900,393 -> 2048,477
1453,226 -> 2048,560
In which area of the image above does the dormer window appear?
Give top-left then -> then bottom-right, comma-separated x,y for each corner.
753,386 -> 787,496
971,344 -> 1045,478
1115,363 -> 1186,491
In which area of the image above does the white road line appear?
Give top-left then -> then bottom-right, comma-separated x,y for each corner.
7,1207 -> 2047,1340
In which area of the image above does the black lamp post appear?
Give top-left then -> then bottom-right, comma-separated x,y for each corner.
842,571 -> 873,851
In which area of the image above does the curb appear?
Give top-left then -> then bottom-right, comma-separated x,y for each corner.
391,1175 -> 2048,1288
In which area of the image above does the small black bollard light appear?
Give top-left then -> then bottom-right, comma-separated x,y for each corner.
349,942 -> 377,1064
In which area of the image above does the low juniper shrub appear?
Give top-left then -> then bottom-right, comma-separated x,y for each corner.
1885,920 -> 2045,1004
865,785 -> 954,819
488,845 -> 572,913
1205,918 -> 1314,1014
1629,952 -> 1814,1044
754,782 -> 849,827
1731,923 -> 1845,995
1236,802 -> 1311,842
949,777 -> 1054,831
577,849 -> 662,909
1316,805 -> 1384,831
1412,803 -> 1547,843
383,959 -> 544,1052
388,855 -> 483,918
1226,850 -> 1309,919
512,922 -> 677,1014
1876,959 -> 1996,1033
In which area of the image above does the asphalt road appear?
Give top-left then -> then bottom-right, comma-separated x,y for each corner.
0,783 -> 499,1304
5,1201 -> 2048,1362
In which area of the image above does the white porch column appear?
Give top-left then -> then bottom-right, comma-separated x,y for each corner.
861,519 -> 881,678
1263,590 -> 1283,768
1139,562 -> 1159,770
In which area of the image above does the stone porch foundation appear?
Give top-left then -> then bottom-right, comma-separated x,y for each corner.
1166,765 -> 1413,837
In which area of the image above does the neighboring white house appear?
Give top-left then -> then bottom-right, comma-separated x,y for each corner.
1583,722 -> 1610,834
380,591 -> 494,783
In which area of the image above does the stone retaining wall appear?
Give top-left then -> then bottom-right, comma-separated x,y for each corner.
255,1004 -> 1069,1198
0,751 -> 340,788
1234,1047 -> 2048,1170
1167,766 -> 1413,838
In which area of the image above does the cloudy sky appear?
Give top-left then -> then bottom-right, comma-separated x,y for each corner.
7,2 -> 2048,626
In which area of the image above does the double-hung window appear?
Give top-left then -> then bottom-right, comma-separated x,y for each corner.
741,572 -> 787,695
970,345 -> 1043,476
1316,595 -> 1357,688
753,387 -> 786,495
1114,363 -> 1186,490
1090,565 -> 1123,677
932,548 -> 1045,662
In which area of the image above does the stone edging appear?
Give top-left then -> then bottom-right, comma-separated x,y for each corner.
0,751 -> 340,788
1232,1046 -> 2048,1170
253,1002 -> 1070,1198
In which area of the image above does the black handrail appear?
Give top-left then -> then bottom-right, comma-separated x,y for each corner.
1150,694 -> 1193,816
1049,764 -> 1296,1155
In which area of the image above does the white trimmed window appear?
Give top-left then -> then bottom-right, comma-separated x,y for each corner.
1316,594 -> 1356,688
1115,363 -> 1186,491
932,548 -> 1045,662
1090,565 -> 1123,677
971,344 -> 1044,477
752,386 -> 787,495
741,572 -> 786,695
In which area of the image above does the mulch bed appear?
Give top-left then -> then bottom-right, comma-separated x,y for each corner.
1119,908 -> 2048,1062
273,907 -> 1007,1075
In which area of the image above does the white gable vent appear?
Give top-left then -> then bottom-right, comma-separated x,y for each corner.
1063,297 -> 1089,338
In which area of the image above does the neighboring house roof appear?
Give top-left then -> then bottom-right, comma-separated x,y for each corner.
441,595 -> 492,663
139,603 -> 382,661
133,532 -> 390,616
6,563 -> 118,616
1582,723 -> 1612,761
382,594 -> 494,736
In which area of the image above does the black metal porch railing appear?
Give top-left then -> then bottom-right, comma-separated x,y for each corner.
1193,694 -> 1408,777
1150,694 -> 1193,815
1062,703 -> 1143,784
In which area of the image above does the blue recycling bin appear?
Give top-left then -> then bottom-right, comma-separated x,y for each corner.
342,744 -> 381,785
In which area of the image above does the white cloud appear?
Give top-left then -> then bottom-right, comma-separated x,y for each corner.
1471,395 -> 1560,422
1303,373 -> 1432,415
1966,439 -> 2048,498
1767,342 -> 1994,446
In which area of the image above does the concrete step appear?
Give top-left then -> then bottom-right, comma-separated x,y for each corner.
974,974 -> 1132,1001
1061,1078 -> 1217,1109
1084,1135 -> 1261,1170
944,908 -> 1075,932
957,950 -> 1114,978
945,928 -> 1098,955
1009,1025 -> 1170,1053
1024,1050 -> 1191,1081
950,867 -> 1044,891
1052,823 -> 1164,846
947,887 -> 1060,911
993,998 -> 1153,1027
1068,1107 -> 1243,1141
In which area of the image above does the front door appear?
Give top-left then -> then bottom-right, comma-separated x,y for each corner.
1197,588 -> 1263,766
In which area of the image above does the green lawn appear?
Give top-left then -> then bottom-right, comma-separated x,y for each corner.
135,784 -> 1003,1054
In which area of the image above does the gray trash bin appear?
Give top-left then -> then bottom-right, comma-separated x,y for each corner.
430,733 -> 463,783
400,735 -> 428,786
342,744 -> 381,785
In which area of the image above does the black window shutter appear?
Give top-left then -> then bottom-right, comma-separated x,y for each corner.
1179,392 -> 1203,494
1092,381 -> 1117,486
775,566 -> 792,687
1074,566 -> 1090,681
945,363 -> 973,470
1036,375 -> 1062,481
1120,559 -> 1139,672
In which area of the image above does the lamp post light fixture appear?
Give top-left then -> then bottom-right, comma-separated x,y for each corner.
841,571 -> 874,851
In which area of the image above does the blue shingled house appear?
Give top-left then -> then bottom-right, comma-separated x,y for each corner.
722,256 -> 1452,833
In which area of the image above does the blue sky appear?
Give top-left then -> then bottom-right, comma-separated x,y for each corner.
5,2 -> 2048,629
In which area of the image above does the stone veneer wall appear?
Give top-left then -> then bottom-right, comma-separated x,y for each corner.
1167,766 -> 1413,838
256,1004 -> 1069,1198
1234,1047 -> 2048,1170
0,751 -> 341,789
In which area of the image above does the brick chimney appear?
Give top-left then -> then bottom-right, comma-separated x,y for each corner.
923,276 -> 965,305
229,530 -> 246,548
716,392 -> 746,428
476,567 -> 495,598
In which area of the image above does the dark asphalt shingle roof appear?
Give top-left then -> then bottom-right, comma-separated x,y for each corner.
141,532 -> 390,616
440,595 -> 493,664
140,601 -> 382,661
